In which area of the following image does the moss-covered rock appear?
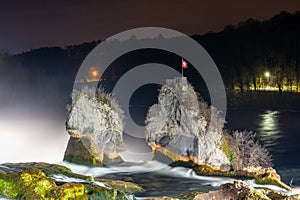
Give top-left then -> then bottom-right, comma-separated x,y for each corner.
155,134 -> 286,190
193,163 -> 291,190
0,163 -> 138,200
144,191 -> 203,200
95,178 -> 144,194
84,183 -> 134,200
63,136 -> 104,166
0,178 -> 18,198
0,168 -> 90,199
64,135 -> 124,167
2,162 -> 94,181
0,168 -> 56,199
169,158 -> 290,190
46,183 -> 88,200
153,144 -> 289,190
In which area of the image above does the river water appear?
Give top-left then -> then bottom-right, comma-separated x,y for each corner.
127,104 -> 300,187
226,109 -> 300,186
0,108 -> 299,199
61,160 -> 294,199
58,108 -> 300,199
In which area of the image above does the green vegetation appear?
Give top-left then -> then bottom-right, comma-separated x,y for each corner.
223,130 -> 273,170
96,179 -> 144,194
2,162 -> 94,182
0,163 -> 140,199
220,136 -> 236,169
84,184 -> 131,200
63,136 -> 103,167
0,179 -> 18,198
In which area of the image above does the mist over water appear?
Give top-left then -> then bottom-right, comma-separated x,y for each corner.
0,68 -> 70,163
0,103 -> 69,163
0,53 -> 74,163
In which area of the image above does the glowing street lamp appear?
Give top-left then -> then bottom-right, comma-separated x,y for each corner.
87,67 -> 100,82
265,72 -> 270,78
264,72 -> 270,89
91,69 -> 99,77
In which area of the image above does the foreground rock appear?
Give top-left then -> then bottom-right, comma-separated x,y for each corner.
145,191 -> 203,200
0,162 -> 141,199
194,180 -> 299,200
146,77 -> 229,168
145,181 -> 298,200
65,87 -> 124,166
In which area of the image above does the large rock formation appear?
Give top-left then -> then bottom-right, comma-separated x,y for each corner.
145,77 -> 229,168
64,87 -> 124,166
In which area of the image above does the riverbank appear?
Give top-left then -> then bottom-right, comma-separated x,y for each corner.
227,91 -> 300,110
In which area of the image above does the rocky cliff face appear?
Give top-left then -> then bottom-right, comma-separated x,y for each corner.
65,87 -> 124,166
145,77 -> 229,168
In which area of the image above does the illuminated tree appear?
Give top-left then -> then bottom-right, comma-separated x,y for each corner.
226,130 -> 272,170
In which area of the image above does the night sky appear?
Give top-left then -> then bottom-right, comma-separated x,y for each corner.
1,0 -> 300,54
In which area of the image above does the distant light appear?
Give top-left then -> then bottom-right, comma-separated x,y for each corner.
91,69 -> 99,77
86,67 -> 101,83
265,72 -> 270,78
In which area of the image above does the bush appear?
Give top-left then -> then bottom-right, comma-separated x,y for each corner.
225,130 -> 272,170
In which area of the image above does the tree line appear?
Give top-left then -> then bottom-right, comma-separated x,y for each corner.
193,10 -> 300,94
1,10 -> 300,106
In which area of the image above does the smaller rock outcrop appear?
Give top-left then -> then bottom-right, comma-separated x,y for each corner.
64,87 -> 124,166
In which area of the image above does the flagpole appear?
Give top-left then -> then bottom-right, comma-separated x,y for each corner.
181,58 -> 188,77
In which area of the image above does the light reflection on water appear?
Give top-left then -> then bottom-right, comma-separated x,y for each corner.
257,110 -> 282,150
226,109 -> 300,186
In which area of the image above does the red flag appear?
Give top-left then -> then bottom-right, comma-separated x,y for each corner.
182,58 -> 188,69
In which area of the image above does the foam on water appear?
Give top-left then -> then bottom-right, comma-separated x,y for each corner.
244,179 -> 287,192
60,160 -> 170,176
287,187 -> 300,196
61,160 -> 235,186
49,174 -> 108,188
59,161 -> 300,197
